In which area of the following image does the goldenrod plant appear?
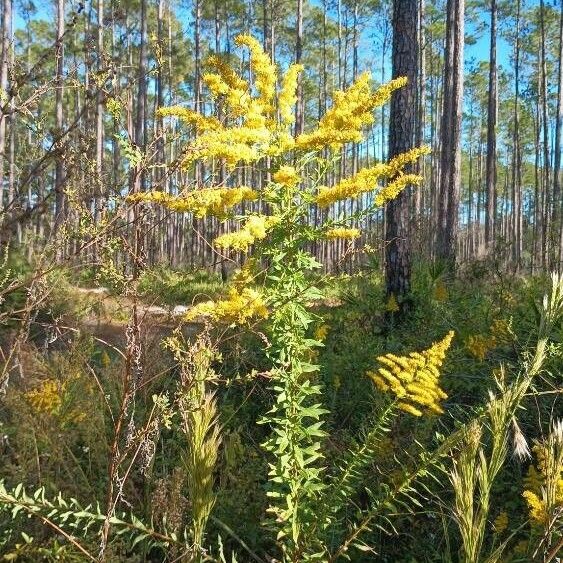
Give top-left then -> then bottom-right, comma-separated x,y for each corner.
128,35 -> 430,560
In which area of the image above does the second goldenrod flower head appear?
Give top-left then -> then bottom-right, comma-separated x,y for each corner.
184,287 -> 269,325
366,331 -> 454,417
127,186 -> 258,219
296,74 -> 407,151
315,147 -> 430,208
214,215 -> 280,252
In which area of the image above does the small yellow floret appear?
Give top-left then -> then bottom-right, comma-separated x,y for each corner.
325,228 -> 361,240
272,166 -> 301,187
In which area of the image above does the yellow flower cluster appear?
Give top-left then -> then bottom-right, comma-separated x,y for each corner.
157,106 -> 221,132
315,147 -> 430,207
184,287 -> 268,325
385,293 -> 400,313
231,260 -> 256,289
324,227 -> 361,240
182,126 -> 270,169
464,334 -> 497,362
279,64 -> 303,125
522,443 -> 563,525
25,377 -> 87,425
235,34 -> 277,115
314,324 -> 329,341
490,318 -> 512,343
433,282 -> 448,302
214,215 -> 280,252
272,165 -> 301,187
25,379 -> 62,415
127,186 -> 257,218
366,331 -> 454,416
492,511 -> 509,534
296,74 -> 407,151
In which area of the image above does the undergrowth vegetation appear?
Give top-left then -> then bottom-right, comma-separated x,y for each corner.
0,35 -> 561,563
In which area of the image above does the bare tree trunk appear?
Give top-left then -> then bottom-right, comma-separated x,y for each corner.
385,0 -> 418,307
295,0 -> 304,136
436,0 -> 464,265
485,0 -> 497,247
511,0 -> 522,270
95,0 -> 104,224
0,0 -> 12,214
54,0 -> 66,232
551,1 -> 563,269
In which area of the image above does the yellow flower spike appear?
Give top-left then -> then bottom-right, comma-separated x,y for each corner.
315,146 -> 430,207
367,331 -> 454,417
325,228 -> 361,240
235,34 -> 277,115
157,106 -> 222,132
314,324 -> 329,341
184,287 -> 269,325
127,186 -> 257,219
522,490 -> 549,525
272,166 -> 301,188
214,215 -> 280,252
374,174 -> 424,207
296,73 -> 408,152
279,63 -> 304,125
206,54 -> 249,93
385,293 -> 400,313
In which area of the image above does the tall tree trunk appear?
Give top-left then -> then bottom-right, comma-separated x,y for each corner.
436,0 -> 464,265
485,0 -> 497,247
54,0 -> 66,232
295,0 -> 304,135
385,0 -> 418,306
95,0 -> 104,223
554,0 -> 563,270
511,0 -> 522,269
0,0 -> 11,214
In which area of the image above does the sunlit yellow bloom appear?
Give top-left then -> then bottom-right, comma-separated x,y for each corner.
279,64 -> 303,125
232,260 -> 256,289
127,186 -> 257,218
25,379 -> 62,415
157,106 -> 222,132
214,215 -> 280,252
374,174 -> 424,206
315,147 -> 430,207
490,318 -> 512,343
272,165 -> 301,187
296,74 -> 407,151
325,227 -> 361,240
522,440 -> 563,526
523,490 -> 549,525
184,287 -> 268,325
182,126 -> 270,168
367,331 -> 454,416
235,34 -> 277,115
